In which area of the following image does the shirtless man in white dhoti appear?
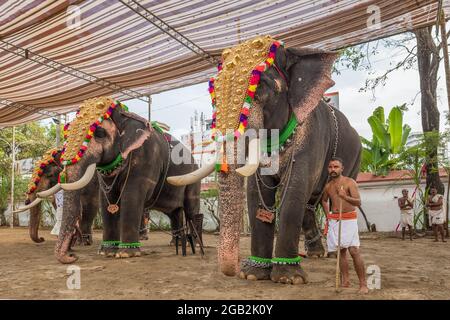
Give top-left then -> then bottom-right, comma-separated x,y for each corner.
321,158 -> 368,294
427,187 -> 447,242
398,189 -> 413,241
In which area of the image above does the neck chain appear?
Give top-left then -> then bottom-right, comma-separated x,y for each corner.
97,152 -> 133,214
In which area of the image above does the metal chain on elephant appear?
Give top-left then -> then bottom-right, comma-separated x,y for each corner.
328,103 -> 339,159
98,152 -> 133,214
255,149 -> 295,213
308,102 -> 340,211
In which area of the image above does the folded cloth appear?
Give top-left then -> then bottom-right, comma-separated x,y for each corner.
400,209 -> 413,227
429,208 -> 445,225
326,211 -> 360,252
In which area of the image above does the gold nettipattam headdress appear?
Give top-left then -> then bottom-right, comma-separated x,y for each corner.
60,97 -> 128,166
209,35 -> 283,142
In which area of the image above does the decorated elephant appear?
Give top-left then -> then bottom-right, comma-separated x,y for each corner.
14,148 -> 98,245
167,36 -> 361,284
36,97 -> 202,263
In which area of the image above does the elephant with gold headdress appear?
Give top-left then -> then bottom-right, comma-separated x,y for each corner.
14,148 -> 99,245
37,98 -> 202,263
167,36 -> 361,284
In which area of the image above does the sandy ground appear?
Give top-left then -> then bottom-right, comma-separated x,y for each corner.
0,227 -> 449,300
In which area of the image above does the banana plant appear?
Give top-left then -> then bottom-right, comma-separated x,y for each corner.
361,105 -> 411,175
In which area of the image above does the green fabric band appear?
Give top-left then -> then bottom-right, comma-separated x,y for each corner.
101,240 -> 120,248
118,242 -> 141,249
248,256 -> 272,264
97,154 -> 123,174
262,114 -> 298,153
151,121 -> 164,134
271,256 -> 302,264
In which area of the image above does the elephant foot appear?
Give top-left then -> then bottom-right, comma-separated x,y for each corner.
139,234 -> 149,241
270,264 -> 308,285
98,246 -> 119,257
239,258 -> 272,281
306,244 -> 325,258
239,266 -> 271,281
81,234 -> 93,246
305,235 -> 325,258
114,248 -> 141,258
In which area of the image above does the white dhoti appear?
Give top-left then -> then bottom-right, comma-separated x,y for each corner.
51,190 -> 64,236
326,218 -> 360,252
429,208 -> 445,225
400,209 -> 413,227
429,194 -> 445,225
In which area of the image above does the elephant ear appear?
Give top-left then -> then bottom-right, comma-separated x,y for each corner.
111,108 -> 153,160
285,47 -> 339,123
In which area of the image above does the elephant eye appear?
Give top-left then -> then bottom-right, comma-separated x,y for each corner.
95,128 -> 107,138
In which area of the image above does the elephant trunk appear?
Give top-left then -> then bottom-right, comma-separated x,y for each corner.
29,201 -> 44,243
217,169 -> 245,276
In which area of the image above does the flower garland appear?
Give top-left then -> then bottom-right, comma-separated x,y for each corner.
26,149 -> 59,194
60,101 -> 127,166
209,40 -> 283,143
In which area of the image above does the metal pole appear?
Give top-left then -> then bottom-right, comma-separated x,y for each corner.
56,115 -> 61,147
147,95 -> 152,122
10,126 -> 15,229
439,11 -> 450,116
439,11 -> 450,237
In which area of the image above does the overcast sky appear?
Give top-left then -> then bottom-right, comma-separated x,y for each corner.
95,35 -> 450,141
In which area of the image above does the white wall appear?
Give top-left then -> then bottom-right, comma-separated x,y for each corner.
357,179 -> 448,232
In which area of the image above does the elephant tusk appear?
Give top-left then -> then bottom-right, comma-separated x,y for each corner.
236,138 -> 260,177
60,163 -> 97,191
167,162 -> 216,186
37,183 -> 61,198
13,198 -> 42,213
167,143 -> 223,186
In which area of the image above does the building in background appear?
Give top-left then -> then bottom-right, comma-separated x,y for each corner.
180,111 -> 215,184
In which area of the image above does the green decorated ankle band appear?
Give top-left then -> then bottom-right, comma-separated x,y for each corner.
101,240 -> 120,248
271,256 -> 302,265
242,256 -> 272,269
248,256 -> 272,264
118,242 -> 141,249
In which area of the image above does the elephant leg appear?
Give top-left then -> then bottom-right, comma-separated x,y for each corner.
99,193 -> 120,257
169,208 -> 188,255
240,174 -> 277,281
167,209 -> 181,246
302,198 -> 325,258
115,190 -> 145,259
139,211 -> 149,241
183,183 -> 201,251
79,197 -> 98,246
271,164 -> 311,285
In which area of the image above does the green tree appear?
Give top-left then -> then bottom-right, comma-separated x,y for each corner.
0,122 -> 58,225
361,105 -> 411,175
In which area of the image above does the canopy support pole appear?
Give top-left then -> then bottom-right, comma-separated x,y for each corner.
10,126 -> 15,229
439,10 -> 450,238
148,95 -> 152,122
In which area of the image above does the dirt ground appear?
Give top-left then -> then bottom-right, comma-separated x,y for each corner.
0,227 -> 449,300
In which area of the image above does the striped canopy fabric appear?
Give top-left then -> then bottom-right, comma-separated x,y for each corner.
0,0 -> 449,126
